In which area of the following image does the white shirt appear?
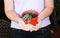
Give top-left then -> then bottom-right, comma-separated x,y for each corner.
11,0 -> 51,29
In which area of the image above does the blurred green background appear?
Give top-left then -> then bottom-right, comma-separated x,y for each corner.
50,0 -> 60,28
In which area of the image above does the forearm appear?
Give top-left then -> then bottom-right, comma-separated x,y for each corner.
5,10 -> 22,23
38,7 -> 54,21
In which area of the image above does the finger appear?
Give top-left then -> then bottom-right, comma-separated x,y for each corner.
23,29 -> 30,31
30,27 -> 34,32
26,24 -> 34,32
30,30 -> 32,32
19,24 -> 30,31
33,25 -> 39,31
22,27 -> 30,31
34,28 -> 38,31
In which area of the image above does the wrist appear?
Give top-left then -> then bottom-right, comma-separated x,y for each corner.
17,18 -> 23,23
38,14 -> 44,21
38,16 -> 42,21
37,15 -> 42,24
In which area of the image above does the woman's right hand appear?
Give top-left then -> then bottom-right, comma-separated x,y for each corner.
18,20 -> 34,31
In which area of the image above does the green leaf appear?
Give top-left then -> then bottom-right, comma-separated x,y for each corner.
27,15 -> 32,22
22,14 -> 29,21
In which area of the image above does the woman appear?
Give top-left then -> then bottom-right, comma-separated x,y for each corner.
4,0 -> 54,38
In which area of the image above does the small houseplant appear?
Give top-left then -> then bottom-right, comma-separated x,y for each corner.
22,10 -> 39,26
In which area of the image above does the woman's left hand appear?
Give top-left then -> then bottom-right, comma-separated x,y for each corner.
33,20 -> 42,31
30,19 -> 42,32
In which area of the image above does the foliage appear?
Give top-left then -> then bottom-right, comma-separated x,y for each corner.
50,0 -> 60,28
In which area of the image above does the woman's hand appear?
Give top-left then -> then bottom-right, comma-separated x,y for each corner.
18,20 -> 34,31
33,15 -> 42,31
33,22 -> 42,31
30,16 -> 42,31
29,20 -> 42,32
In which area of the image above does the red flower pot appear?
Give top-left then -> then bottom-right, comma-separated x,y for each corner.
24,16 -> 38,26
22,10 -> 39,26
